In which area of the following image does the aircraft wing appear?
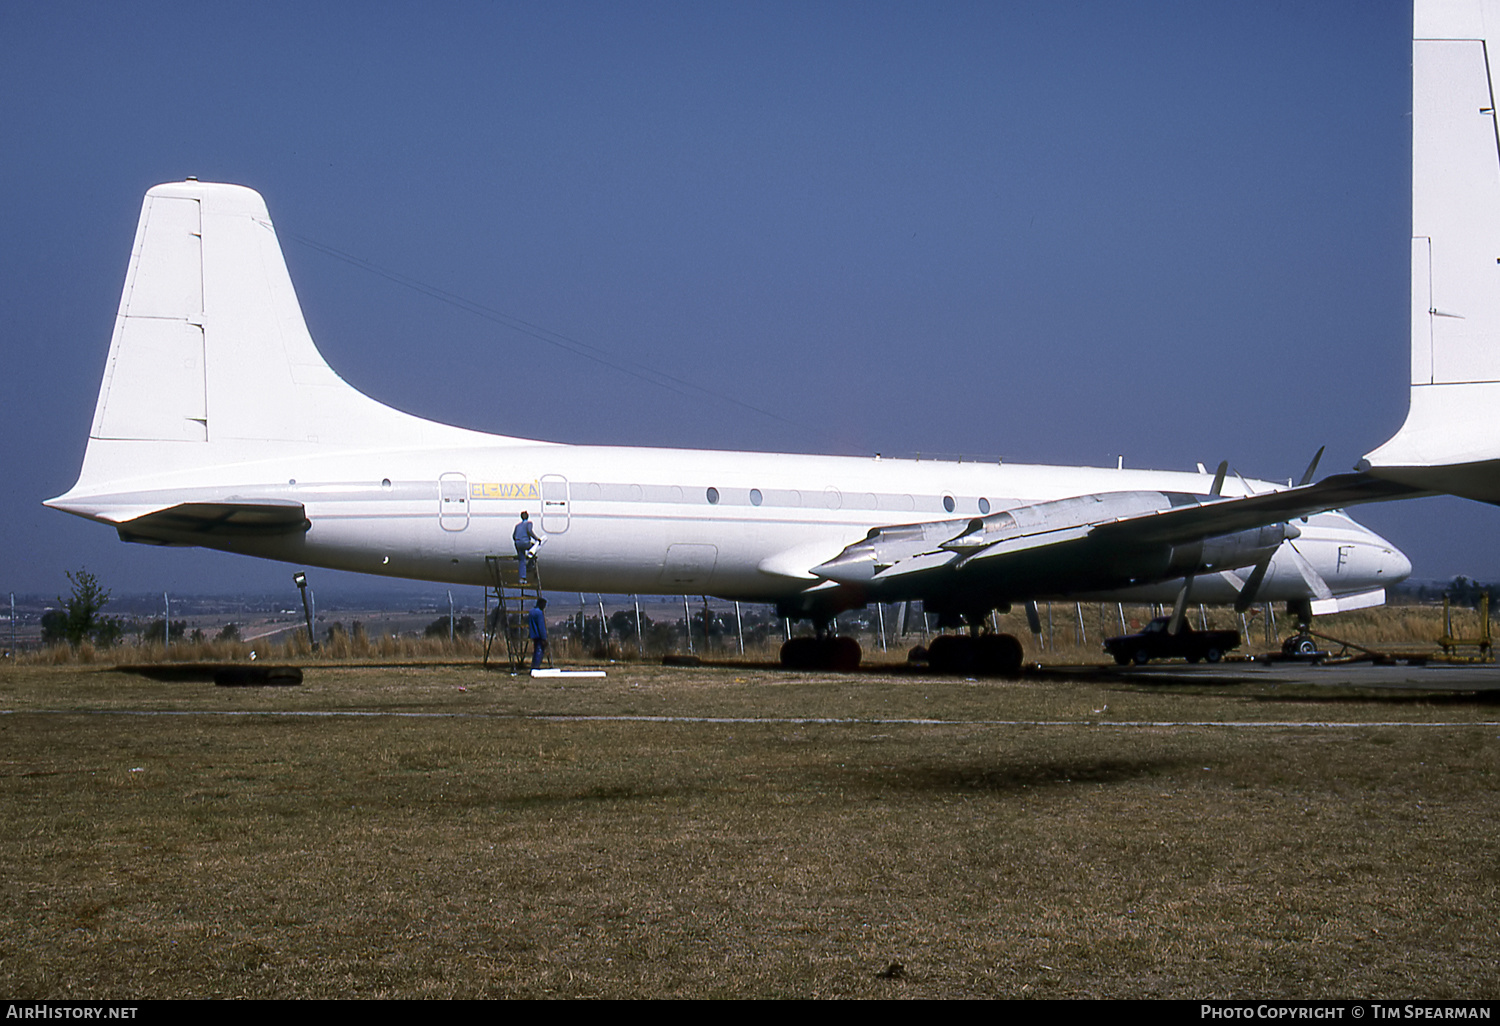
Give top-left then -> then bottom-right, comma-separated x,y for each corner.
812,472 -> 1421,607
115,500 -> 311,546
1083,472 -> 1422,547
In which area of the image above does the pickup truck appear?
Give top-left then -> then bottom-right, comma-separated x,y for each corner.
1104,616 -> 1241,665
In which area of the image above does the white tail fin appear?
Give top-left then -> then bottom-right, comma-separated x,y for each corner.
62,181 -> 503,497
1363,0 -> 1500,502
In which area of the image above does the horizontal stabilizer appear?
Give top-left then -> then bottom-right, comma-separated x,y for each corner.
116,501 -> 309,545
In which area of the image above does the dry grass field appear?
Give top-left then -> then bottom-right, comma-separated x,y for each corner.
15,595 -> 1489,670
1,659 -> 1498,999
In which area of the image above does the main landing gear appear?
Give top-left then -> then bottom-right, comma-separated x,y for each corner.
779,634 -> 862,671
776,605 -> 865,671
909,605 -> 1026,675
773,607 -> 1025,675
918,632 -> 1025,675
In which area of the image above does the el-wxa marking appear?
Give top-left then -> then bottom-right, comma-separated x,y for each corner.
470,481 -> 540,500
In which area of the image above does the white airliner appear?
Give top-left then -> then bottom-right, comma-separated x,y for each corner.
51,0 -> 1500,671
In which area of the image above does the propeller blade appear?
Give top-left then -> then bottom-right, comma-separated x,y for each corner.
1233,557 -> 1274,613
1286,541 -> 1334,601
1297,446 -> 1326,487
1168,576 -> 1196,635
1024,600 -> 1042,635
1210,461 -> 1228,498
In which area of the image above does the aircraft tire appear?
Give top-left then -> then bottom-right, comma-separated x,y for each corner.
829,636 -> 862,671
973,633 -> 1024,675
926,634 -> 973,674
779,636 -> 816,669
1283,635 -> 1318,657
779,636 -> 862,671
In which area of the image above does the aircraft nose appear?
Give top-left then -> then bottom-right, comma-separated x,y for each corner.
1382,545 -> 1413,583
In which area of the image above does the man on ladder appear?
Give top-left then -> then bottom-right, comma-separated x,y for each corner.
513,511 -> 541,584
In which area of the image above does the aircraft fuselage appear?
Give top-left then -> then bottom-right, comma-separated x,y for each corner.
54,439 -> 1408,612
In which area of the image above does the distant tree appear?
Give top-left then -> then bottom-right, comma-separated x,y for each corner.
40,610 -> 67,645
1447,576 -> 1494,609
424,615 -> 475,639
217,623 -> 241,642
93,619 -> 123,648
609,609 -> 651,639
690,609 -> 726,643
52,569 -> 117,647
142,619 -> 186,644
567,612 -> 608,649
645,619 -> 684,654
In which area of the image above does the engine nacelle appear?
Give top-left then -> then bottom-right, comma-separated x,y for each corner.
1166,522 -> 1300,578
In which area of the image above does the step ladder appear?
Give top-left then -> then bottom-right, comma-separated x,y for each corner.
483,554 -> 550,673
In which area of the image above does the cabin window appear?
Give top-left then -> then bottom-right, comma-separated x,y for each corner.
706,487 -> 720,505
978,497 -> 990,514
943,494 -> 955,513
750,488 -> 763,506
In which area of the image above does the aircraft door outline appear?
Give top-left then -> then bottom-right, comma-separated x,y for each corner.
439,472 -> 470,531
541,474 -> 570,533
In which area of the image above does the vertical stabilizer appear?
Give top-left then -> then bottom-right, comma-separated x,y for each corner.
93,189 -> 208,442
1363,0 -> 1500,502
61,181 -> 508,496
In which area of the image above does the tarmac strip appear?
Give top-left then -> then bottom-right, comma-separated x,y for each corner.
2,709 -> 1499,729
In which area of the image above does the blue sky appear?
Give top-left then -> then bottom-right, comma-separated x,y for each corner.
2,1 -> 1485,604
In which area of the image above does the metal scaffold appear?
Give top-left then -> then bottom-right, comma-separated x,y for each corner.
482,554 -> 549,673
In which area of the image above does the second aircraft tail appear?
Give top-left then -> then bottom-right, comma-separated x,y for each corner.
1363,0 -> 1500,503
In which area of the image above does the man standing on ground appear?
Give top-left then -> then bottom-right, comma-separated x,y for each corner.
514,511 -> 541,584
528,597 -> 548,670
